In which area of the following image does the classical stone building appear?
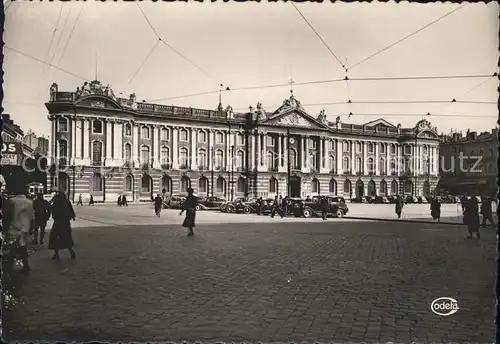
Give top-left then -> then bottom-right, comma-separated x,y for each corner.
438,128 -> 497,197
45,80 -> 440,203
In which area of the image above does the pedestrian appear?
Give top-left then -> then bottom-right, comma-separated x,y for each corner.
464,197 -> 480,239
2,183 -> 34,273
271,195 -> 283,218
480,197 -> 494,227
255,197 -> 262,215
395,195 -> 404,219
122,195 -> 128,206
76,194 -> 83,206
180,188 -> 198,236
321,196 -> 329,220
48,192 -> 76,260
33,193 -> 51,245
117,195 -> 122,207
89,195 -> 94,206
430,196 -> 441,222
460,193 -> 468,212
281,196 -> 289,217
154,194 -> 163,217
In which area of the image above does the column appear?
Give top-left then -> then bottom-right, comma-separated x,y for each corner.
336,140 -> 342,175
257,132 -> 262,166
75,118 -> 82,160
283,134 -> 288,171
420,145 -> 424,176
190,129 -> 197,170
278,135 -> 282,169
386,147 -> 391,176
323,138 -> 329,172
83,119 -> 90,165
105,120 -> 112,166
396,145 -> 401,175
251,132 -> 256,169
263,133 -> 269,170
113,122 -> 123,166
363,141 -> 368,175
132,125 -> 139,166
208,130 -> 214,170
152,126 -> 160,168
172,128 -> 178,169
304,135 -> 309,169
318,137 -> 323,172
350,141 -> 355,174
375,142 -> 380,175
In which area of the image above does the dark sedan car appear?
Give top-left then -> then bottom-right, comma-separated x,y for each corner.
199,196 -> 226,209
293,196 -> 349,218
374,196 -> 390,204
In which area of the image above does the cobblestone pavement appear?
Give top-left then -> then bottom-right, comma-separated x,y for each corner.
4,220 -> 496,342
64,202 -> 493,228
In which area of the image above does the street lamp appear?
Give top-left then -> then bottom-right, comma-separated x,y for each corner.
244,110 -> 259,198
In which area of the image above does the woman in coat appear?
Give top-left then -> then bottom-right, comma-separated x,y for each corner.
395,195 -> 404,218
465,197 -> 480,239
430,197 -> 441,222
179,188 -> 198,236
48,192 -> 76,260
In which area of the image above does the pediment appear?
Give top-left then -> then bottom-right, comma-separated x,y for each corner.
263,110 -> 328,129
364,118 -> 396,128
417,130 -> 438,139
75,95 -> 122,110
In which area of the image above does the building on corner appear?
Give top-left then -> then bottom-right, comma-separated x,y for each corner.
45,80 -> 441,203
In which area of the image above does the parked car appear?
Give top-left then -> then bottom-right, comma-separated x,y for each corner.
387,195 -> 397,203
364,195 -> 376,204
164,195 -> 186,209
417,196 -> 428,203
405,195 -> 418,204
350,196 -> 366,203
374,196 -> 390,204
199,196 -> 226,209
224,197 -> 255,214
293,195 -> 349,218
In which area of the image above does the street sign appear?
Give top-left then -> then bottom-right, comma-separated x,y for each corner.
1,154 -> 18,165
2,142 -> 23,154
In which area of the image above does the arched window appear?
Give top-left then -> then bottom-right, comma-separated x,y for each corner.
141,145 -> 150,166
391,180 -> 398,194
161,128 -> 169,140
391,144 -> 396,154
236,150 -> 244,169
367,157 -> 375,173
93,120 -> 102,134
180,176 -> 191,193
124,143 -> 132,163
342,156 -> 350,171
390,159 -> 396,174
216,132 -> 224,144
380,180 -> 387,194
269,177 -> 278,193
161,175 -> 171,193
355,142 -> 361,153
92,173 -> 103,192
179,148 -> 188,168
92,141 -> 103,165
216,177 -> 225,193
329,179 -> 337,194
180,129 -> 188,141
124,175 -> 133,192
367,142 -> 374,153
343,140 -> 350,152
289,149 -> 297,169
198,148 -> 207,169
125,123 -> 132,136
404,180 -> 413,194
58,139 -> 68,159
380,143 -> 385,154
423,145 -> 428,155
215,149 -> 224,169
199,177 -> 208,193
355,156 -> 362,173
198,130 -> 207,143
311,178 -> 319,193
237,133 -> 245,145
328,155 -> 335,172
237,177 -> 246,193
161,146 -> 170,166
379,158 -> 386,175
267,151 -> 275,169
141,174 -> 151,193
58,117 -> 68,132
141,126 -> 150,139
343,179 -> 351,194
404,158 -> 411,173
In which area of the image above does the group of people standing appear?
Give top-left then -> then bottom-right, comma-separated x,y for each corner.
2,186 -> 77,274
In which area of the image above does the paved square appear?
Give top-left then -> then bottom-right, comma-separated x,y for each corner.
3,211 -> 495,342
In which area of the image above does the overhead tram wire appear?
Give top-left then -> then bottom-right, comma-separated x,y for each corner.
136,3 -> 217,84
147,73 -> 493,103
57,2 -> 85,65
347,4 -> 468,71
340,113 -> 495,119
4,46 -> 89,81
128,40 -> 161,85
290,2 -> 345,71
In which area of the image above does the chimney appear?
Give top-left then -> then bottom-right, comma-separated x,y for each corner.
470,131 -> 477,140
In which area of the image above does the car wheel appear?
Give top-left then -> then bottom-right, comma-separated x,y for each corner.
243,206 -> 251,214
336,210 -> 344,218
195,205 -> 201,211
227,206 -> 234,213
303,208 -> 313,218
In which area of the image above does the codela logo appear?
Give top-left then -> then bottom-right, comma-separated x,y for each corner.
431,297 -> 459,316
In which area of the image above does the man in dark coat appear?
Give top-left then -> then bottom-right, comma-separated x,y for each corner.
321,196 -> 329,220
430,197 -> 441,222
271,195 -> 284,219
465,197 -> 480,239
255,197 -> 263,215
395,195 -> 404,218
154,194 -> 163,217
480,197 -> 494,227
281,196 -> 289,217
33,193 -> 51,245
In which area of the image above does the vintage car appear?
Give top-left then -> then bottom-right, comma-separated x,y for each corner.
293,195 -> 349,218
221,197 -> 254,213
163,195 -> 186,209
417,196 -> 428,203
404,195 -> 418,204
198,196 -> 226,210
374,196 -> 390,204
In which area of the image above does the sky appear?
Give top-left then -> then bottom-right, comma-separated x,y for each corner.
3,1 -> 499,138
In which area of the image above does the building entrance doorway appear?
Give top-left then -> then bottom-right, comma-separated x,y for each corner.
289,176 -> 301,197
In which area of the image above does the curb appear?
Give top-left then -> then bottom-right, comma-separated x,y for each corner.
344,216 -> 463,226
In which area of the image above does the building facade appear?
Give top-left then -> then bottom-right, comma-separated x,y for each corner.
438,129 -> 498,197
23,130 -> 49,156
45,80 -> 440,203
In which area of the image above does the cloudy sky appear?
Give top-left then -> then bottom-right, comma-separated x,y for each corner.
3,1 -> 498,137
